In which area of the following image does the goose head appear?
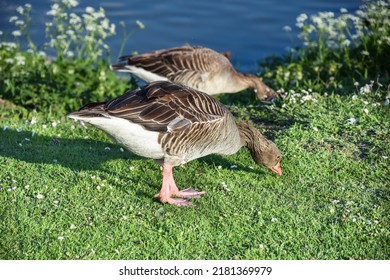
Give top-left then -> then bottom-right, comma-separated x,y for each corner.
250,140 -> 282,175
244,74 -> 277,101
239,124 -> 282,175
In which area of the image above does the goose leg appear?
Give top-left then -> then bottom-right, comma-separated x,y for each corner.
154,163 -> 205,206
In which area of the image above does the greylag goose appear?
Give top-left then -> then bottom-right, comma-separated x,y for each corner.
111,45 -> 276,101
68,81 -> 282,206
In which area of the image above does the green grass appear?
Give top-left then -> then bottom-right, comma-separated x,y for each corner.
1,0 -> 389,261
1,89 -> 389,260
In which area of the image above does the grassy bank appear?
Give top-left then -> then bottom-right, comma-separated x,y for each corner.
1,87 -> 389,259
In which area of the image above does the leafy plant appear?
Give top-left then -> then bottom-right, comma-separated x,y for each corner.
261,0 -> 390,93
0,0 -> 142,115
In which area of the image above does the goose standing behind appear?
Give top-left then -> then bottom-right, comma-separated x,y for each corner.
68,81 -> 282,206
111,45 -> 276,101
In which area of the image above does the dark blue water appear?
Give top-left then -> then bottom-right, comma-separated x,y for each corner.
0,0 -> 360,72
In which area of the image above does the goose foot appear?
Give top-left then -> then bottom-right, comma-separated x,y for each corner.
177,187 -> 206,198
155,163 -> 205,206
165,197 -> 192,206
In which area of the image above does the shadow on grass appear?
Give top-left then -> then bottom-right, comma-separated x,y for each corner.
0,128 -> 142,171
0,128 -> 253,174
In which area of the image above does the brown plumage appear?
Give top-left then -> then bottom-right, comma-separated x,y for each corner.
68,81 -> 282,206
111,45 -> 276,100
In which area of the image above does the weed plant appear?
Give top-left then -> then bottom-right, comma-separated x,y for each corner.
262,0 -> 390,93
0,0 -> 143,116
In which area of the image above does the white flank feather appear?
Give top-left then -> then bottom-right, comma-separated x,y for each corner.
115,65 -> 169,83
68,115 -> 164,159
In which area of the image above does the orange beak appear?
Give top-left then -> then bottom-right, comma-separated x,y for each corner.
270,162 -> 282,176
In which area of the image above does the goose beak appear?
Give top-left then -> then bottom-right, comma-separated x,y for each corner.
270,162 -> 282,176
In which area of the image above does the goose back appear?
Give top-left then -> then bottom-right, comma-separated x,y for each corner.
69,81 -> 243,166
115,46 -> 248,95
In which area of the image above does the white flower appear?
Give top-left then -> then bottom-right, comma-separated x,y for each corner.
297,13 -> 308,23
69,13 -> 81,24
230,165 -> 237,169
15,20 -> 25,26
15,55 -> 25,66
85,6 -> 95,14
16,6 -> 24,14
9,16 -> 18,23
64,0 -> 78,7
312,127 -> 319,132
37,194 -> 45,199
58,236 -> 64,240
46,10 -> 57,16
12,30 -> 21,37
25,3 -> 32,9
66,51 -> 74,58
342,39 -> 350,47
94,10 -> 105,19
340,8 -> 348,13
105,147 -> 111,151
136,20 -> 145,29
221,181 -> 230,192
361,50 -> 370,56
66,29 -> 75,36
360,84 -> 372,94
283,25 -> 292,32
271,217 -> 278,222
4,58 -> 14,64
363,108 -> 369,115
70,224 -> 77,229
120,147 -> 124,152
346,117 -> 356,124
109,23 -> 116,34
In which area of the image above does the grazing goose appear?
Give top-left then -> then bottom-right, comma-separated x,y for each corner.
111,45 -> 276,101
68,81 -> 282,206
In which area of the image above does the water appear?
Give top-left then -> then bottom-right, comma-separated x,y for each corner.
0,0 -> 360,72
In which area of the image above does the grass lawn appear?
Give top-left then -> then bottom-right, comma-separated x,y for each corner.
1,88 -> 389,260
